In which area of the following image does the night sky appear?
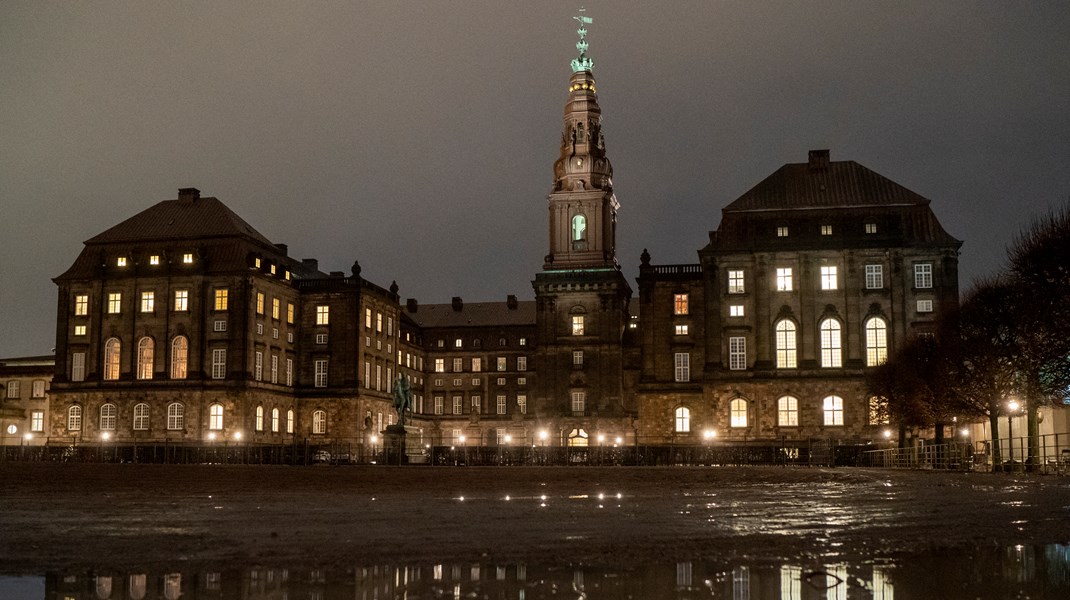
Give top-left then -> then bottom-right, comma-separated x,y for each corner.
2,2 -> 1068,358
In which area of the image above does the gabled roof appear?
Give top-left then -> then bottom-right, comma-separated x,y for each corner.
724,151 -> 931,213
86,194 -> 275,247
406,301 -> 536,329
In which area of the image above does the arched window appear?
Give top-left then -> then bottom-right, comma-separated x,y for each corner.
103,338 -> 121,381
133,403 -> 150,431
819,319 -> 842,368
567,428 -> 588,447
271,407 -> 280,433
313,410 -> 327,434
95,576 -> 113,600
137,337 -> 154,380
171,336 -> 188,379
68,405 -> 83,431
865,317 -> 888,366
208,403 -> 223,430
99,403 -> 117,431
777,396 -> 799,427
128,575 -> 146,600
674,406 -> 691,433
286,409 -> 295,434
255,405 -> 264,432
167,403 -> 184,430
775,320 -> 797,369
730,398 -> 748,428
571,214 -> 587,241
823,395 -> 845,426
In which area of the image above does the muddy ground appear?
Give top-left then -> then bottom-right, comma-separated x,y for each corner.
1,464 -> 1068,574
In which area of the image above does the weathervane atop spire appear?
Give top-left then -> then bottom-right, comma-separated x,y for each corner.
570,7 -> 594,73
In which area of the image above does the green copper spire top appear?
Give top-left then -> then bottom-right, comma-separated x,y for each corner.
570,8 -> 594,73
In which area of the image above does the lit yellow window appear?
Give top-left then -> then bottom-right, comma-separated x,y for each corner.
673,294 -> 689,315
116,257 -> 127,267
174,289 -> 188,311
107,292 -> 121,314
74,294 -> 88,316
287,303 -> 294,324
182,253 -> 193,264
256,292 -> 264,315
316,305 -> 330,325
572,315 -> 585,336
272,298 -> 280,320
214,289 -> 228,311
149,255 -> 160,265
254,257 -> 261,268
140,291 -> 155,313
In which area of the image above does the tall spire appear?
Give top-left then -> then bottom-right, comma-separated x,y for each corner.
543,9 -> 618,271
571,8 -> 594,73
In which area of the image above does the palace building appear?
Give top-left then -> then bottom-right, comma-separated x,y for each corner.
32,18 -> 961,458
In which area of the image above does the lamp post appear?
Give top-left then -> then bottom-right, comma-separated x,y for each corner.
100,431 -> 111,462
458,435 -> 466,465
1007,400 -> 1021,470
538,429 -> 549,465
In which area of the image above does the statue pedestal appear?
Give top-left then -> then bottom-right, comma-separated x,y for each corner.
383,425 -> 426,465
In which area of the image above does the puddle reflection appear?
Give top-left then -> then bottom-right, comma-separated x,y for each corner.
11,544 -> 1069,599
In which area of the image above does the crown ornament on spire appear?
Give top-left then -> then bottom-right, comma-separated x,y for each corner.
570,8 -> 594,73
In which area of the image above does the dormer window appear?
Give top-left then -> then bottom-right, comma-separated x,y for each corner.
284,271 -> 291,281
182,253 -> 193,264
865,223 -> 877,234
776,226 -> 789,237
149,255 -> 160,265
254,257 -> 262,268
270,264 -> 276,275
116,257 -> 127,267
821,225 -> 833,236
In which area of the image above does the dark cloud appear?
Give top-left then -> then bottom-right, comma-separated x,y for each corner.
2,1 -> 1068,357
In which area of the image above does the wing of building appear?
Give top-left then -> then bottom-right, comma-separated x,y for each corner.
33,18 -> 962,461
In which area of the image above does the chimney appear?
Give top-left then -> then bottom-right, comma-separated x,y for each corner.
302,258 -> 318,271
406,298 -> 418,312
275,243 -> 288,256
808,149 -> 830,170
507,294 -> 518,309
452,297 -> 463,311
178,187 -> 200,202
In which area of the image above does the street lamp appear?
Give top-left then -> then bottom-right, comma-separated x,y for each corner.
1007,400 -> 1021,469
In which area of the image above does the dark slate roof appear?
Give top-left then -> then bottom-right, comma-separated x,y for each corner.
86,194 -> 275,247
724,152 -> 930,213
406,301 -> 536,328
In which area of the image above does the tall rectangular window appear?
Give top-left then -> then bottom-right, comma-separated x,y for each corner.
71,352 -> 85,381
30,410 -> 44,432
174,289 -> 189,312
272,298 -> 280,320
376,364 -> 382,390
674,352 -> 690,382
32,380 -> 45,398
728,337 -> 747,370
517,394 -> 527,414
376,312 -> 383,333
107,292 -> 122,314
453,358 -> 463,372
315,359 -> 328,388
211,349 -> 226,379
286,358 -> 293,386
727,270 -> 745,294
286,302 -> 294,324
572,315 -> 585,335
434,395 -> 444,415
914,263 -> 933,288
573,350 -> 584,366
571,391 -> 586,414
434,358 -> 445,373
517,356 -> 527,371
496,395 -> 507,415
140,291 -> 154,312
673,294 -> 689,315
316,305 -> 329,325
6,381 -> 20,399
254,351 -> 263,380
214,289 -> 228,311
865,265 -> 883,289
777,396 -> 799,427
820,266 -> 838,290
256,292 -> 264,314
453,396 -> 463,415
271,355 -> 278,383
365,308 -> 372,328
497,356 -> 507,371
471,357 -> 482,372
74,294 -> 89,316
823,396 -> 845,426
776,268 -> 793,292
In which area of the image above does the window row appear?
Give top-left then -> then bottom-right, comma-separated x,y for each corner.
76,340 -> 285,384
364,308 -> 396,336
774,316 -> 887,369
433,356 -> 528,373
254,292 -> 296,324
435,336 -> 528,348
111,251 -> 197,268
723,263 -> 934,294
773,222 -> 879,238
433,376 -> 528,387
4,379 -> 48,399
673,394 -> 883,431
431,394 -> 529,416
64,403 -> 324,434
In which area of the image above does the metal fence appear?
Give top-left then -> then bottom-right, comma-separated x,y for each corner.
862,433 -> 1070,473
0,437 -> 876,467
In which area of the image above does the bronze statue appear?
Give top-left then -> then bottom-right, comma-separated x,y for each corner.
392,375 -> 413,427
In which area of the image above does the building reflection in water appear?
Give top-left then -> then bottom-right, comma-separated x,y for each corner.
38,544 -> 1070,600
